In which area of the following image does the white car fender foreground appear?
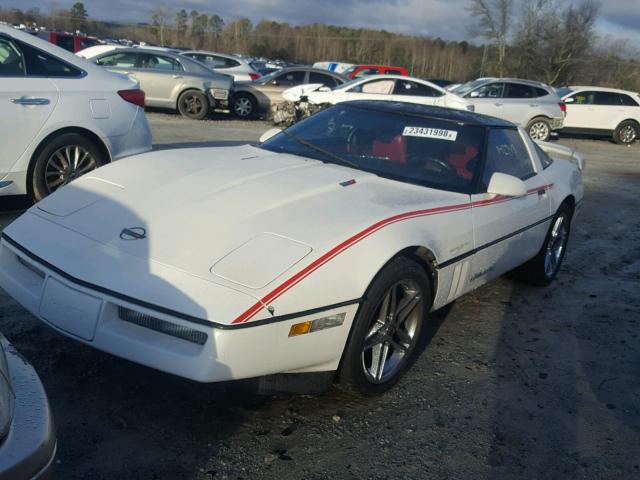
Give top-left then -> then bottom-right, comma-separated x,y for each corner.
0,102 -> 584,394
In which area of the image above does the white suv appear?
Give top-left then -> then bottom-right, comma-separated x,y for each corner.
557,86 -> 640,145
451,78 -> 564,141
0,25 -> 152,201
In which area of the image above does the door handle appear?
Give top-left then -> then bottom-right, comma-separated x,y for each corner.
537,188 -> 546,197
11,97 -> 50,106
494,102 -> 503,106
529,103 -> 539,107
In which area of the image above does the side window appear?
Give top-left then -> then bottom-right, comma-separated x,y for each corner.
353,67 -> 379,78
80,38 -> 99,50
471,83 -> 504,99
533,142 -> 554,169
593,91 -> 618,106
0,38 -> 26,76
385,69 -> 404,75
19,42 -> 83,77
352,79 -> 395,94
96,52 -> 138,68
141,55 -> 184,72
569,91 -> 595,105
618,94 -> 640,107
55,35 -> 75,52
273,71 -> 306,86
532,87 -> 549,98
309,72 -> 339,87
505,83 -> 533,98
482,129 -> 535,188
393,80 -> 442,97
222,57 -> 240,68
207,55 -> 228,68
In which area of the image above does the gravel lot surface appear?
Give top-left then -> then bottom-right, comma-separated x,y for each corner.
1,113 -> 639,480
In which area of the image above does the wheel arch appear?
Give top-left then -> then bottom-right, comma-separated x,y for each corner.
27,126 -> 111,195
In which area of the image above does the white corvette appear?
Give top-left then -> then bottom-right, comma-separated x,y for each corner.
0,102 -> 584,395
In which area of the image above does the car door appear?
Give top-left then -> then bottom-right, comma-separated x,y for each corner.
391,79 -> 444,106
469,128 -> 551,286
0,35 -> 58,175
260,70 -> 307,105
563,90 -> 600,129
502,82 -> 537,125
468,82 -> 506,119
134,53 -> 186,108
345,78 -> 396,102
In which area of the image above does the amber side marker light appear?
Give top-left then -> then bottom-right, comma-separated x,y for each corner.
288,313 -> 346,337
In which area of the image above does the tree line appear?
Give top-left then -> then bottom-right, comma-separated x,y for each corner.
1,1 -> 638,90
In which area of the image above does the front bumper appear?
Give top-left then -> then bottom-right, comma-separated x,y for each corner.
0,236 -> 357,383
0,336 -> 56,480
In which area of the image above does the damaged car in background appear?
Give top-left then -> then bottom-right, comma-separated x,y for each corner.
0,101 -> 584,396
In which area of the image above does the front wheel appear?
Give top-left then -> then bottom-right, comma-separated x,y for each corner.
514,204 -> 572,286
338,257 -> 431,396
31,133 -> 106,202
232,93 -> 257,118
177,90 -> 209,120
613,120 -> 638,145
526,117 -> 552,142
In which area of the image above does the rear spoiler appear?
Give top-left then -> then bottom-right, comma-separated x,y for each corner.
535,140 -> 585,171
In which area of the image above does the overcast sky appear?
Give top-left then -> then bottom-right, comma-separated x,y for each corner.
9,0 -> 640,47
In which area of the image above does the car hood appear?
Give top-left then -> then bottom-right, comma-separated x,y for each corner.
17,145 -> 462,292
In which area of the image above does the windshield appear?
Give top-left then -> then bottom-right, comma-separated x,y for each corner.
451,79 -> 490,96
261,104 -> 485,193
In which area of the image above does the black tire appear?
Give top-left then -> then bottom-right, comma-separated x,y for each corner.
232,93 -> 257,119
613,120 -> 638,145
31,133 -> 106,202
526,117 -> 552,142
513,204 -> 572,286
338,257 -> 431,396
177,90 -> 209,120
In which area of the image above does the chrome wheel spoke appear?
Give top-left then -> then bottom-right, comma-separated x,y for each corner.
394,290 -> 420,327
371,342 -> 389,381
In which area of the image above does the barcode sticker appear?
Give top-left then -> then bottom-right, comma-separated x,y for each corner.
402,126 -> 458,141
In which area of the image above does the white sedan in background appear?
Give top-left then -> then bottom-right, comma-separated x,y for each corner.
0,102 -> 583,396
557,86 -> 640,144
0,25 -> 152,201
283,74 -> 474,111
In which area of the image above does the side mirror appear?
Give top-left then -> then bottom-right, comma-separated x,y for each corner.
259,127 -> 282,143
563,97 -> 574,104
487,172 -> 527,197
469,90 -> 480,98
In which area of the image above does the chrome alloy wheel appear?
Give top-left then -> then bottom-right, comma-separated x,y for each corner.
529,121 -> 550,141
362,280 -> 423,384
619,125 -> 637,144
45,145 -> 97,194
234,97 -> 253,117
544,214 -> 568,278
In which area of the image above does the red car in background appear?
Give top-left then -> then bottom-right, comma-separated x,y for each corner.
345,64 -> 409,79
37,31 -> 100,52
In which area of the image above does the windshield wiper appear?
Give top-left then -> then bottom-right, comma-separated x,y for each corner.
280,129 -> 360,170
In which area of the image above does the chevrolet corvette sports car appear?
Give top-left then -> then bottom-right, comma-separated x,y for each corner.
0,101 -> 584,395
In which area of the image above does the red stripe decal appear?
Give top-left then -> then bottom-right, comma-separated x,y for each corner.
231,184 -> 554,324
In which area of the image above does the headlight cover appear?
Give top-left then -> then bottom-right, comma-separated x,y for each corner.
0,342 -> 15,441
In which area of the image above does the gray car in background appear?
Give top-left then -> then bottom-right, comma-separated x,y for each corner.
88,48 -> 233,120
0,333 -> 56,479
181,50 -> 261,82
451,78 -> 565,141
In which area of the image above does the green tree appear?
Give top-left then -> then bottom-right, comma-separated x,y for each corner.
70,2 -> 88,32
175,9 -> 188,45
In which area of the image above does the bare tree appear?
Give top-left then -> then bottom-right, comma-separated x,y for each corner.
467,0 -> 512,76
150,4 -> 172,46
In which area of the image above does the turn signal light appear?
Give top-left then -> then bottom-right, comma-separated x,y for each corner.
288,313 -> 346,337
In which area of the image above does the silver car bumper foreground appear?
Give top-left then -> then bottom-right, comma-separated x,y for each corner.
0,336 -> 56,480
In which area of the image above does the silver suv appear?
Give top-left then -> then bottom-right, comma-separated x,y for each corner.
90,48 -> 233,120
451,78 -> 564,141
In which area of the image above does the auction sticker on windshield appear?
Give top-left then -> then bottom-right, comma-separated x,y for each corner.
402,126 -> 458,141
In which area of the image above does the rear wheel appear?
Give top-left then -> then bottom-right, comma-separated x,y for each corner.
526,117 -> 551,142
613,120 -> 638,145
514,204 -> 572,286
177,90 -> 209,120
31,133 -> 106,201
338,257 -> 431,396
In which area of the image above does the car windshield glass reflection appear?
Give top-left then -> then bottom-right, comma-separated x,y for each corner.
260,104 -> 485,193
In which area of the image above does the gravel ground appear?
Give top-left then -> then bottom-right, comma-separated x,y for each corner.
0,113 -> 639,480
